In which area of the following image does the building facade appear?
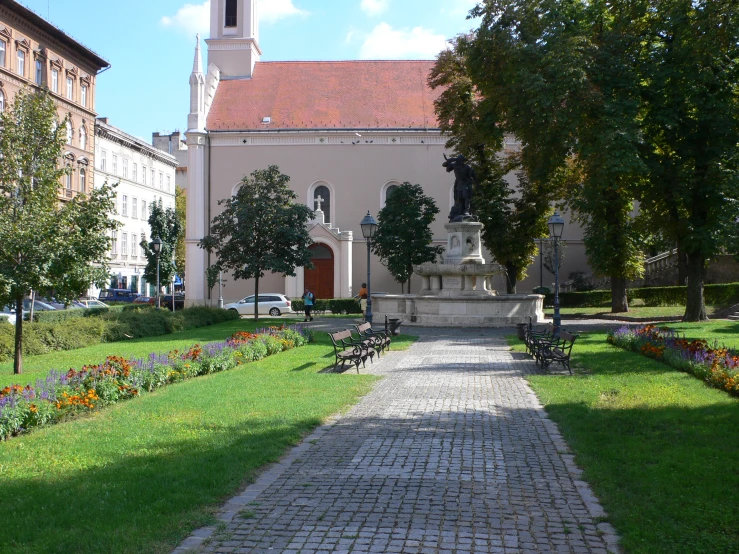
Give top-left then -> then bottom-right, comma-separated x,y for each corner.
185,0 -> 591,306
94,118 -> 178,296
0,0 -> 109,200
152,131 -> 188,190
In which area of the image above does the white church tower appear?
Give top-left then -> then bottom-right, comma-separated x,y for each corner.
206,0 -> 262,79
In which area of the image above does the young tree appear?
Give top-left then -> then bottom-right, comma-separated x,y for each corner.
372,183 -> 443,293
429,40 -> 561,294
140,201 -> 182,298
0,90 -> 117,374
199,166 -> 314,320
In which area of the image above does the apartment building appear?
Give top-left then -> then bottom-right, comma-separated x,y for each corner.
0,0 -> 109,199
95,117 -> 178,296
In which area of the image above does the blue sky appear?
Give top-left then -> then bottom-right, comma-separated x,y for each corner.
19,0 -> 480,141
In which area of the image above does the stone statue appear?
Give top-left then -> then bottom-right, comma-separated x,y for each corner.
443,154 -> 475,221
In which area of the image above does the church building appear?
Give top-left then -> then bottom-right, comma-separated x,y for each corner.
185,0 -> 589,306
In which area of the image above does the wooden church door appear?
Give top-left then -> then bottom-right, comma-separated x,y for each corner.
304,243 -> 334,300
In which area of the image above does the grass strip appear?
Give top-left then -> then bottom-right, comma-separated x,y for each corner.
1,328 -> 417,553
508,324 -> 739,554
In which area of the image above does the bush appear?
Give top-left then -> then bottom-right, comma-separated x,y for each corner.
544,289 -> 612,308
542,282 -> 739,308
291,298 -> 362,314
0,307 -> 240,363
32,305 -> 127,324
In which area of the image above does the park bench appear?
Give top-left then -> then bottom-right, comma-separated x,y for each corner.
524,320 -> 556,357
328,330 -> 374,372
536,330 -> 578,374
352,322 -> 391,357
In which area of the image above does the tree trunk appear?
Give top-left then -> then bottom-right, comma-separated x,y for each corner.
684,253 -> 707,321
253,275 -> 259,321
677,243 -> 688,286
13,295 -> 23,374
611,277 -> 628,313
407,276 -> 412,294
505,262 -> 518,294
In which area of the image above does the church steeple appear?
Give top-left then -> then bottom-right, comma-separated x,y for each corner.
207,0 -> 262,79
188,34 -> 206,131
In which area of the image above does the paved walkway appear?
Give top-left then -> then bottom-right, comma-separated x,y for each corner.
177,327 -> 620,554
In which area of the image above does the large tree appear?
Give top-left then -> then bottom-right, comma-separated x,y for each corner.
465,0 -> 648,311
372,183 -> 443,293
140,200 -> 182,297
429,46 -> 556,294
199,166 -> 314,320
637,0 -> 739,320
0,90 -> 117,374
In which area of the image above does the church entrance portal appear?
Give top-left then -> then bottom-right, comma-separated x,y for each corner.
305,244 -> 334,300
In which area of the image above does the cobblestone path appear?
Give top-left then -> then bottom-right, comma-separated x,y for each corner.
181,329 -> 619,554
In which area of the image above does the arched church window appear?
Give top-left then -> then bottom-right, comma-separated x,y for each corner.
79,168 -> 86,192
79,126 -> 87,150
225,0 -> 238,27
381,180 -> 402,207
314,185 -> 331,224
0,89 -> 5,112
66,120 -> 73,145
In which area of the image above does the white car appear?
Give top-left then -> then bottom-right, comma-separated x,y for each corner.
224,294 -> 293,317
75,299 -> 109,309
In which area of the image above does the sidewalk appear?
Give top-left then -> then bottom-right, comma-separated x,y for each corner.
176,327 -> 620,554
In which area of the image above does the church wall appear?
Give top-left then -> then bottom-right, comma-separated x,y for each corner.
205,137 -> 593,301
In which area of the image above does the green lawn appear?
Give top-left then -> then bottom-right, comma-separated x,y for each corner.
0,317 -> 414,388
547,305 -> 718,318
509,322 -> 739,553
1,325 -> 416,553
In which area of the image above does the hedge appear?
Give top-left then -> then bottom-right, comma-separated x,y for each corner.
291,298 -> 362,314
32,305 -> 129,324
0,307 -> 239,363
543,283 -> 739,308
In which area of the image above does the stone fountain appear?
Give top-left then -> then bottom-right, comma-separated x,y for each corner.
372,155 -> 545,326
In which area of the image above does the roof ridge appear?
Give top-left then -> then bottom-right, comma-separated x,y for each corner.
255,59 -> 436,65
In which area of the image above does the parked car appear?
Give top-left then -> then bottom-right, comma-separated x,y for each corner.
160,294 -> 185,310
132,296 -> 155,305
224,294 -> 292,317
98,289 -> 139,303
1,299 -> 56,324
76,299 -> 109,309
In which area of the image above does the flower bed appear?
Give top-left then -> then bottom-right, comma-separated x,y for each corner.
608,324 -> 739,396
0,325 -> 312,441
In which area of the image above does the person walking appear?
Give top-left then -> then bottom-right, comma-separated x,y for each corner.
358,282 -> 368,322
302,287 -> 315,322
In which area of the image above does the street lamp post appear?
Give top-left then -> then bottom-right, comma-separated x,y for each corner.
218,270 -> 224,310
547,212 -> 565,335
360,211 -> 378,325
151,237 -> 163,309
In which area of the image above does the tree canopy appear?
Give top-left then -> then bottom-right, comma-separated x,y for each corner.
140,200 -> 182,293
429,40 -> 559,294
0,90 -> 117,373
372,183 -> 443,292
199,166 -> 314,319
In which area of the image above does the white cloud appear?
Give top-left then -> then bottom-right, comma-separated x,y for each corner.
161,2 -> 209,36
359,23 -> 449,60
260,0 -> 308,24
160,0 -> 307,36
360,0 -> 390,16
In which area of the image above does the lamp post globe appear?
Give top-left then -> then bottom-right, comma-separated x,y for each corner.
547,212 -> 565,334
360,211 -> 378,324
150,237 -> 163,309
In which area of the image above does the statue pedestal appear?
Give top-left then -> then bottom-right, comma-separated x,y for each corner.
443,221 -> 485,265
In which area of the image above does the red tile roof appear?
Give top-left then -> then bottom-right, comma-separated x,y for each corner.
206,60 -> 442,131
